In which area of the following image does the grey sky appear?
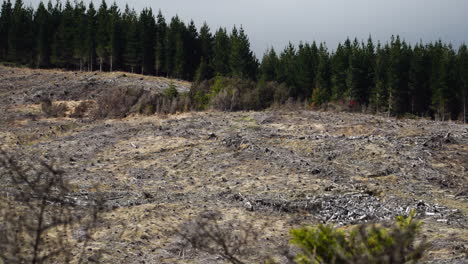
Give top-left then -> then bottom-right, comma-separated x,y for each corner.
26,0 -> 468,56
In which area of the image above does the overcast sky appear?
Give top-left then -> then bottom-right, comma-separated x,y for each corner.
25,0 -> 468,57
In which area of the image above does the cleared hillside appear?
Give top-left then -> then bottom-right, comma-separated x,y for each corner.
0,67 -> 467,263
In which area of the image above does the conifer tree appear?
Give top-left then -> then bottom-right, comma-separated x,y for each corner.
259,47 -> 279,82
387,36 -> 411,115
370,43 -> 389,112
277,43 -> 298,96
0,0 -> 13,60
73,1 -> 87,70
33,1 -> 51,67
122,5 -> 139,72
312,43 -> 331,105
331,43 -> 349,100
429,41 -> 449,120
108,2 -> 122,71
445,45 -> 460,120
96,0 -> 109,71
154,10 -> 166,76
296,42 -> 317,99
165,15 -> 186,78
139,8 -> 156,75
408,43 -> 431,115
195,56 -> 209,83
346,38 -> 370,104
51,0 -> 74,68
8,0 -> 34,64
458,44 -> 468,123
84,1 -> 96,71
197,22 -> 213,80
362,36 -> 376,105
229,26 -> 257,79
212,27 -> 230,76
185,20 -> 200,80
168,16 -> 186,78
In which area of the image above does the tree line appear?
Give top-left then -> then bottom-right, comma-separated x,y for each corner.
0,0 -> 467,121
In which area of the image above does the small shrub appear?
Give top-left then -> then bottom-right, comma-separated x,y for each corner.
273,83 -> 291,105
70,101 -> 94,118
164,82 -> 179,99
41,98 -> 69,117
290,210 -> 427,264
179,211 -> 261,264
189,79 -> 213,110
93,87 -> 143,119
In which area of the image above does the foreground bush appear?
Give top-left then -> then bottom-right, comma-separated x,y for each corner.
180,210 -> 427,264
290,210 -> 427,264
0,150 -> 105,263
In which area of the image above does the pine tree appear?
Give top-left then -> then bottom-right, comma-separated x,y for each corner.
73,1 -> 87,70
108,2 -> 122,72
370,43 -> 389,112
51,0 -> 75,68
212,27 -> 230,76
96,0 -> 109,71
195,56 -> 209,83
0,0 -> 13,60
33,1 -> 51,67
296,42 -> 317,99
8,0 -> 34,64
459,44 -> 468,123
429,41 -> 449,120
331,43 -> 348,100
84,1 -> 97,71
197,22 -> 214,80
259,47 -> 279,82
166,15 -> 185,78
173,29 -> 185,78
311,43 -> 331,105
122,5 -> 139,73
362,36 -> 376,106
139,8 -> 155,75
229,26 -> 257,79
408,43 -> 431,115
445,45 -> 460,120
185,20 -> 200,80
277,43 -> 298,95
346,38 -> 373,105
387,36 -> 411,115
154,10 -> 166,76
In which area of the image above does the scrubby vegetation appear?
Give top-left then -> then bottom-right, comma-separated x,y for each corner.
1,0 -> 467,120
40,97 -> 68,117
180,210 -> 428,264
290,210 -> 427,264
0,150 -> 105,264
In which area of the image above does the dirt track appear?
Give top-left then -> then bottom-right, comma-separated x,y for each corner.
0,67 -> 467,263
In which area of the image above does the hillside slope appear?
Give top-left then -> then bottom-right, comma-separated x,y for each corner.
0,67 -> 467,263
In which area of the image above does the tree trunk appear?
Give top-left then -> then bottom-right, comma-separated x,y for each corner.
99,57 -> 102,72
110,55 -> 113,72
464,94 -> 466,123
387,92 -> 392,118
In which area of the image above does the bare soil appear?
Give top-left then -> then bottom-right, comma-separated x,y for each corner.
0,66 -> 467,263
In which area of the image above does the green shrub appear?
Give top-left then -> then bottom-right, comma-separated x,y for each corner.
290,210 -> 427,264
164,82 -> 179,99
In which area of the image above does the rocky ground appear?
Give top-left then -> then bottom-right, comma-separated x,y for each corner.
0,66 -> 467,263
